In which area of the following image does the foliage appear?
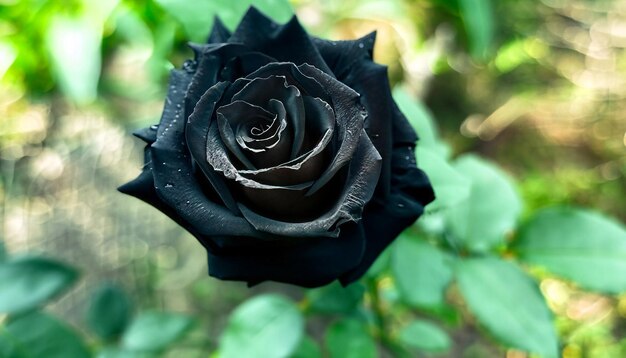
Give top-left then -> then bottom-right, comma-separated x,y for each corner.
2,0 -> 626,357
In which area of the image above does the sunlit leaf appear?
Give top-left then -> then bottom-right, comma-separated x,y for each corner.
325,319 -> 377,358
515,207 -> 626,294
154,0 -> 293,42
46,15 -> 102,104
392,235 -> 453,308
220,294 -> 304,358
0,256 -> 78,314
456,257 -> 558,357
0,312 -> 90,358
86,283 -> 133,340
458,0 -> 494,60
306,282 -> 364,314
416,147 -> 470,211
122,312 -> 193,352
445,155 -> 522,252
399,320 -> 451,352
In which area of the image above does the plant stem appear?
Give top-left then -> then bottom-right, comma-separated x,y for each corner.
367,278 -> 412,358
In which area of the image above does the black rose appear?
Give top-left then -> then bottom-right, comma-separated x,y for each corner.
119,7 -> 434,288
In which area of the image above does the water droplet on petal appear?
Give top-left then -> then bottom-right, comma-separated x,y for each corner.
358,43 -> 364,48
150,125 -> 158,130
183,59 -> 197,73
397,203 -> 405,208
165,183 -> 173,188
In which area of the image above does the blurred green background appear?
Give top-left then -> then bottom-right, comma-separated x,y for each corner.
1,0 -> 626,357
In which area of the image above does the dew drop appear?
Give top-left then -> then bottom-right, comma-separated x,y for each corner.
358,43 -> 364,48
186,200 -> 190,205
183,59 -> 197,73
397,203 -> 405,208
150,125 -> 158,130
165,183 -> 174,188
177,168 -> 182,172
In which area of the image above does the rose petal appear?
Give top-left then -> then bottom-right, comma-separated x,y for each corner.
341,60 -> 394,198
244,62 -> 330,102
340,154 -> 435,285
132,125 -> 158,144
238,130 -> 381,238
205,120 -> 313,191
238,127 -> 333,186
206,222 -> 366,288
229,7 -> 334,76
312,32 -> 376,79
207,16 -> 231,44
186,81 -> 243,212
231,75 -> 305,159
136,71 -> 262,239
296,64 -> 368,196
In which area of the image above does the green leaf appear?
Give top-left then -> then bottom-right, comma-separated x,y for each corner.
0,256 -> 78,314
46,15 -> 102,104
392,88 -> 448,157
306,282 -> 365,314
325,319 -> 377,358
97,348 -> 154,358
398,320 -> 451,352
154,0 -> 293,42
365,245 -> 391,277
514,207 -> 626,294
122,311 -> 193,352
0,312 -> 90,358
392,235 -> 453,308
290,336 -> 321,358
86,283 -> 133,340
416,147 -> 470,211
219,294 -> 304,358
458,0 -> 494,60
456,257 -> 558,357
445,155 -> 522,252
0,241 -> 6,262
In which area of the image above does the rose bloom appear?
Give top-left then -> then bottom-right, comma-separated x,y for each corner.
120,7 -> 434,287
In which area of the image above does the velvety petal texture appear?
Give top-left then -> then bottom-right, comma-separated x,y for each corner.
119,6 -> 434,288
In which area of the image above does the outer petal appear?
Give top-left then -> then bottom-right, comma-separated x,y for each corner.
207,17 -> 231,44
312,32 -> 376,79
185,82 -> 241,213
340,149 -> 435,284
229,7 -> 334,75
206,222 -> 367,287
146,70 -> 263,239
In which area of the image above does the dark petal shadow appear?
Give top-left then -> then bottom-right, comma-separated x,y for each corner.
229,7 -> 334,75
206,222 -> 367,288
207,16 -> 231,44
148,70 -> 262,238
238,130 -> 381,238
